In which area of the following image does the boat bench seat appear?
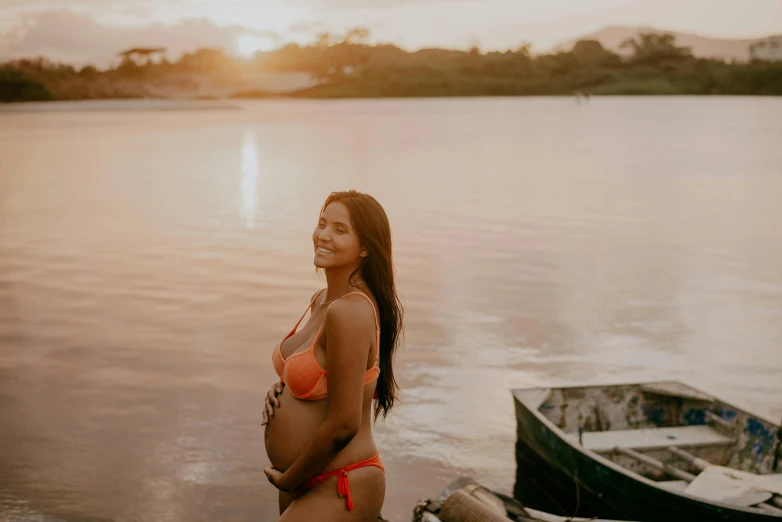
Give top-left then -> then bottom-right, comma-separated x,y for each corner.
568,425 -> 734,453
657,480 -> 689,492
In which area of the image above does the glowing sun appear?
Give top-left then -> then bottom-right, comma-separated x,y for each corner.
237,35 -> 274,57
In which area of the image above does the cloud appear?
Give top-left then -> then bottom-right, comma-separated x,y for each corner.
0,0 -> 176,8
0,0 -> 463,12
297,0 -> 463,5
0,9 -> 280,65
288,20 -> 326,33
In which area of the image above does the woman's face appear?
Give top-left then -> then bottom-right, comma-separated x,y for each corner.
313,202 -> 366,270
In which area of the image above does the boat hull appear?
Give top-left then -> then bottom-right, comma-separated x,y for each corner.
513,390 -> 781,522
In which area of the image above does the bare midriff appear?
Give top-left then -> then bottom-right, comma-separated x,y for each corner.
264,384 -> 379,473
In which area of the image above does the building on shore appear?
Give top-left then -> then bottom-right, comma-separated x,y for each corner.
117,48 -> 167,65
749,35 -> 782,61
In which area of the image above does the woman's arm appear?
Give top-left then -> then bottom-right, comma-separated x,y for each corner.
271,294 -> 375,492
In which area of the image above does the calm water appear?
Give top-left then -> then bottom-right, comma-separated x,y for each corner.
1,97 -> 781,522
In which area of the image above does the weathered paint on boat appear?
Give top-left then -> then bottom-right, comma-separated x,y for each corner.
512,382 -> 782,522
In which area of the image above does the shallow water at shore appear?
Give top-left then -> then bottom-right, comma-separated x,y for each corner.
1,97 -> 781,521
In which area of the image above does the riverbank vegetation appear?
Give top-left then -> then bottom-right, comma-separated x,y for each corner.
2,31 -> 781,102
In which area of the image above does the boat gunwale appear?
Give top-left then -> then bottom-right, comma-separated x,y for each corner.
512,379 -> 782,518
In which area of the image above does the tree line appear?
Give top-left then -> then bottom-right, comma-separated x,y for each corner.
2,31 -> 781,102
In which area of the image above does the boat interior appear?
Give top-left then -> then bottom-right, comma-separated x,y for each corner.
527,382 -> 782,512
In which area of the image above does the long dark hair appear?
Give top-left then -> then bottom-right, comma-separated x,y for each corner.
320,190 -> 403,421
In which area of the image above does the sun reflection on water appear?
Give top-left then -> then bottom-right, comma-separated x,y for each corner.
240,129 -> 259,229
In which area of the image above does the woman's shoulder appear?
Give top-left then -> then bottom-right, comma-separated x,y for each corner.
310,288 -> 326,303
326,291 -> 376,326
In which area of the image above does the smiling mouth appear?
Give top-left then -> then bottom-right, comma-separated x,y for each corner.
317,246 -> 336,254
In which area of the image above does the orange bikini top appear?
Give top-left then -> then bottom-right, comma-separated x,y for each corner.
272,289 -> 380,401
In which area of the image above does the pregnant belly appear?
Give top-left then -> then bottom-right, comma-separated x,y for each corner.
264,387 -> 327,471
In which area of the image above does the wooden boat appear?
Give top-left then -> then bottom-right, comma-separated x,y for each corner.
412,476 -> 625,521
512,381 -> 782,521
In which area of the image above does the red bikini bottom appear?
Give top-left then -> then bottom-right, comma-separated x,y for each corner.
293,454 -> 384,511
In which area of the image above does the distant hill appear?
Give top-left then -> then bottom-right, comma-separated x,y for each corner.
554,26 -> 771,62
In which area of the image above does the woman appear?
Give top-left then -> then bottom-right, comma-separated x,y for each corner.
261,190 -> 403,521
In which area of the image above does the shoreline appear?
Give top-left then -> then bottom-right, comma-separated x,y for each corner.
3,91 -> 782,109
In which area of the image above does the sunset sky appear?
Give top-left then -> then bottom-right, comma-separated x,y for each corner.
1,0 -> 781,66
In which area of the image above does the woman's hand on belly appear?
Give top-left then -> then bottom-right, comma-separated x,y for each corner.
264,465 -> 294,492
261,381 -> 284,426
